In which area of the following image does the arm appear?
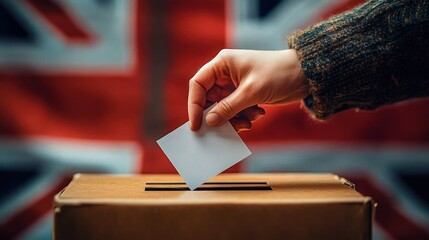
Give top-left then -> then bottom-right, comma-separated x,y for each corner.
288,0 -> 429,119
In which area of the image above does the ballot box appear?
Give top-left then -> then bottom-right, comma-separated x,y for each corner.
53,173 -> 375,240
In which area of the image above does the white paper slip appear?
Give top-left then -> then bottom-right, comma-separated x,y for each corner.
156,105 -> 252,190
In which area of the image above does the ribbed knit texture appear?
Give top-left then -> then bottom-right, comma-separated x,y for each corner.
288,0 -> 429,120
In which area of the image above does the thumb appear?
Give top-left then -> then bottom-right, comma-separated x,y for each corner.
206,85 -> 254,126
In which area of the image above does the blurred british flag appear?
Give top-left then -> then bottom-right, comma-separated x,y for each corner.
0,0 -> 428,239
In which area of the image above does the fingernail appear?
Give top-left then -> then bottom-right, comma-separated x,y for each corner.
237,128 -> 250,133
254,113 -> 264,120
189,123 -> 198,132
206,113 -> 222,126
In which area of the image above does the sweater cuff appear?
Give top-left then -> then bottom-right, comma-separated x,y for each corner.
288,0 -> 406,120
288,2 -> 377,119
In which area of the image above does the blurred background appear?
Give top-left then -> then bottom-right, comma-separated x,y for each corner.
0,0 -> 428,239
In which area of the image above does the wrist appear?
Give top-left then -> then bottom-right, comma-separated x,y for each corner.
289,49 -> 309,101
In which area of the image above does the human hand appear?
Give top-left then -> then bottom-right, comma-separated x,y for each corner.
188,49 -> 309,131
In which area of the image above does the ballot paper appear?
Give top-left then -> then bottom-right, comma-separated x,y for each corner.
156,105 -> 251,190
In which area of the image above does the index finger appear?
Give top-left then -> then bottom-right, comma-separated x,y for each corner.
188,57 -> 220,131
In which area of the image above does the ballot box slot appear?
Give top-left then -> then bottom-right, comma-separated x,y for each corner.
145,182 -> 272,191
146,182 -> 267,185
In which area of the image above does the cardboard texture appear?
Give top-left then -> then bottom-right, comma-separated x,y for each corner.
53,173 -> 375,240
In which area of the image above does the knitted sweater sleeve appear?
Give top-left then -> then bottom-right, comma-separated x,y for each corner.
288,0 -> 429,120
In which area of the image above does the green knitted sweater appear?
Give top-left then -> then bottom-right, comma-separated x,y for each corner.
288,0 -> 429,120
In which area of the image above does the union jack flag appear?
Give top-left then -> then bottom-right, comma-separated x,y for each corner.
0,0 -> 428,239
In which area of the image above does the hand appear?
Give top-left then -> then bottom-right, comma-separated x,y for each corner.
188,49 -> 309,131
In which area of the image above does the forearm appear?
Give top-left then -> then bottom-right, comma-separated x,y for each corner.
288,0 -> 429,119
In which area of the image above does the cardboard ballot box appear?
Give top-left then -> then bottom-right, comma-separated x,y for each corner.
53,173 -> 375,240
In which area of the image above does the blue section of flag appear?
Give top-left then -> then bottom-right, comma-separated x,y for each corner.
0,168 -> 40,203
256,0 -> 284,18
397,172 -> 429,207
0,1 -> 34,42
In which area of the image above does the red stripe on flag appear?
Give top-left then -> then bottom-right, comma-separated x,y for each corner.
141,0 -> 230,173
0,176 -> 72,240
240,98 -> 429,144
24,0 -> 95,44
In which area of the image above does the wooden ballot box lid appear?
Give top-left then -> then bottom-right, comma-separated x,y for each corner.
54,173 -> 375,240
